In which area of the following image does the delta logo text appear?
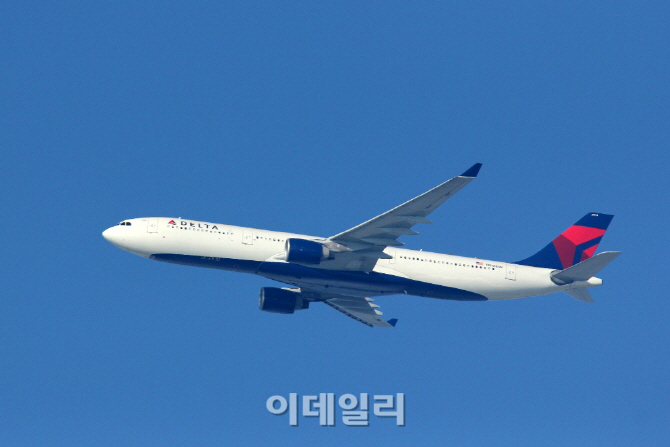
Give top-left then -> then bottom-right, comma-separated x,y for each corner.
266,393 -> 404,426
168,219 -> 220,231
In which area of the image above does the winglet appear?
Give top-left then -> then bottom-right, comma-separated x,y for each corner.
387,318 -> 398,327
461,163 -> 482,178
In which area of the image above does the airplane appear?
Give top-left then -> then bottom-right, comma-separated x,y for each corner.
102,163 -> 620,328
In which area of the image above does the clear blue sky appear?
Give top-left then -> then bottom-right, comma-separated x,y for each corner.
1,2 -> 668,446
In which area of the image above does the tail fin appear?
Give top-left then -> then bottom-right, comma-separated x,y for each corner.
517,213 -> 614,270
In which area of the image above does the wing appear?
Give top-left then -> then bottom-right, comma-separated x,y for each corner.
323,163 -> 482,271
323,295 -> 397,328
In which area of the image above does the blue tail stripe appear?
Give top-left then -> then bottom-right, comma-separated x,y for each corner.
516,242 -> 563,270
575,213 -> 614,230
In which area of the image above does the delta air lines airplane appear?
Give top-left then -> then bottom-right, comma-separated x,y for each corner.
102,164 -> 620,328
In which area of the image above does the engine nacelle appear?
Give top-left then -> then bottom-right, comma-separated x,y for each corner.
284,238 -> 330,265
259,287 -> 310,314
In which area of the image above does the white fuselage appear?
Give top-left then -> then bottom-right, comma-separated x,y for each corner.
102,217 -> 601,302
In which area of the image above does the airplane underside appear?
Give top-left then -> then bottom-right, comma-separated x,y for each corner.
151,253 -> 488,301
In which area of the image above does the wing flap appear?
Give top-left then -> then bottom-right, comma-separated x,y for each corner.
359,237 -> 405,246
324,296 -> 396,328
377,227 -> 420,236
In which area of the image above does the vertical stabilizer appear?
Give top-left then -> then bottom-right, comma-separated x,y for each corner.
517,213 -> 614,270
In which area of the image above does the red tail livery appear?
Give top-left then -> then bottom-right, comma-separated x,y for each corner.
517,213 -> 614,270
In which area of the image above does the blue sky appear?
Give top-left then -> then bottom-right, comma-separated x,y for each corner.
1,2 -> 668,445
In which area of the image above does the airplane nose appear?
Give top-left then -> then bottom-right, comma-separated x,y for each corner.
102,226 -> 123,247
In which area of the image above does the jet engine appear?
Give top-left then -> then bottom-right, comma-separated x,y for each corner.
284,238 -> 330,265
259,287 -> 310,314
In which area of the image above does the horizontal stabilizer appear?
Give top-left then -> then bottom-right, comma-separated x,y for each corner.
551,251 -> 621,284
565,288 -> 594,303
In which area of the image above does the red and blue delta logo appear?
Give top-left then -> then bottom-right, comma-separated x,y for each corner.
517,212 -> 613,271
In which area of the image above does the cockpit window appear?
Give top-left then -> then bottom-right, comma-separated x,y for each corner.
126,222 -> 131,226
118,221 -> 131,226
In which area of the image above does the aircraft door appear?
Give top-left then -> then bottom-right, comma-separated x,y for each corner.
505,264 -> 516,281
243,229 -> 254,245
147,219 -> 158,233
389,250 -> 396,264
